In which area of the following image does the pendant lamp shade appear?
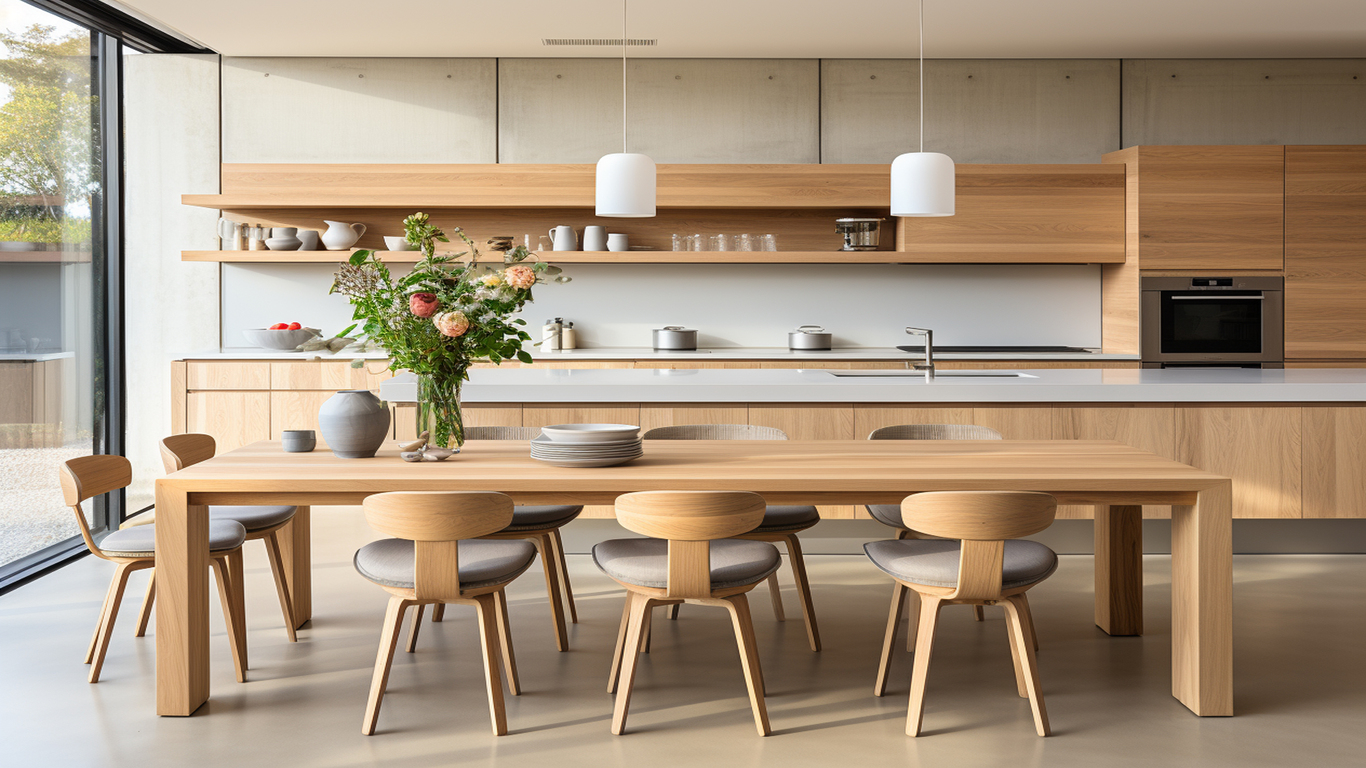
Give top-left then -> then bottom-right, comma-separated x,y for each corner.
891,151 -> 955,217
596,152 -> 656,218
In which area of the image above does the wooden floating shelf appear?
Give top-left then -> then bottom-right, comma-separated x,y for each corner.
181,249 -> 1122,265
0,250 -> 92,263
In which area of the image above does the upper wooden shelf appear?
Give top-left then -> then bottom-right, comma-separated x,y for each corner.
183,248 -> 1123,264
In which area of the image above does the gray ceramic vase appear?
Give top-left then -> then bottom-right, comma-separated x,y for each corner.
317,390 -> 391,459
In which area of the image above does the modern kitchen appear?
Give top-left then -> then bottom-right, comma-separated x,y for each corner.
1,2 -> 1364,766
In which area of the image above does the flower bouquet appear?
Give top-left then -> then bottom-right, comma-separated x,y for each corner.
331,212 -> 569,450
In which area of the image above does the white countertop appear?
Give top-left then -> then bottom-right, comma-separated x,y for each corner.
181,346 -> 1139,362
0,351 -> 74,362
459,366 -> 1366,404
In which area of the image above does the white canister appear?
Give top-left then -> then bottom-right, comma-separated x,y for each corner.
582,226 -> 608,251
607,233 -> 629,252
561,322 -> 577,350
541,318 -> 563,351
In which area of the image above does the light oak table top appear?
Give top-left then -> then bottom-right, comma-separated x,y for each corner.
153,439 -> 1233,721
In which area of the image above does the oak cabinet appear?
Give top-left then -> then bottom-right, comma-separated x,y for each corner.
1302,407 -> 1366,518
269,391 -> 335,440
1284,146 -> 1366,360
1053,406 -> 1177,519
186,391 -> 270,453
749,404 -> 858,518
1175,407 -> 1302,519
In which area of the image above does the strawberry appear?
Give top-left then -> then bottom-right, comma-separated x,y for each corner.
287,322 -> 302,330
269,322 -> 288,330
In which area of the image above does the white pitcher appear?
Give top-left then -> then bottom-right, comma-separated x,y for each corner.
322,220 -> 367,251
548,225 -> 578,251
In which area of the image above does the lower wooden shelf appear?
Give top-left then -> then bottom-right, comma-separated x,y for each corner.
181,249 -> 1123,264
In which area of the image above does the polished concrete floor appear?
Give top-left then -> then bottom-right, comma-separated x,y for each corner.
1,507 -> 1363,768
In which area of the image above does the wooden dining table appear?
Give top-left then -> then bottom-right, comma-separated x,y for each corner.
153,438 -> 1233,718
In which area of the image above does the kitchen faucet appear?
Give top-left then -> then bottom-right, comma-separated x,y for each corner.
904,327 -> 935,380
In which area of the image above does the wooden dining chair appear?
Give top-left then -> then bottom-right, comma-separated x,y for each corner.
867,424 -> 1004,625
354,491 -> 536,736
128,435 -> 301,664
59,454 -> 248,683
866,491 -> 1059,737
643,424 -> 822,651
597,490 -> 778,736
421,426 -> 582,652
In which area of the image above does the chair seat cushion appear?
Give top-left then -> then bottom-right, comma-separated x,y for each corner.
865,504 -> 903,529
755,505 -> 819,532
502,505 -> 583,532
210,505 -> 296,532
592,538 -> 781,590
100,520 -> 247,558
353,538 -> 538,590
864,538 -> 1058,590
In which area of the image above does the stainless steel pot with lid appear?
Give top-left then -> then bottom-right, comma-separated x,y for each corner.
834,218 -> 884,251
653,326 -> 698,350
788,325 -> 833,350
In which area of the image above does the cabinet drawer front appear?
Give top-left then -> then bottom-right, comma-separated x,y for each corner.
270,361 -> 354,390
186,362 -> 270,390
186,391 -> 271,453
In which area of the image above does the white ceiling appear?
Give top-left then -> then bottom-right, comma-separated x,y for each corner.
114,0 -> 1366,59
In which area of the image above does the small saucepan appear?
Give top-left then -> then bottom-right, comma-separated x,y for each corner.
789,325 -> 833,350
653,326 -> 698,350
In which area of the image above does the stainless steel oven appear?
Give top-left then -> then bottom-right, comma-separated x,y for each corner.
1141,276 -> 1283,368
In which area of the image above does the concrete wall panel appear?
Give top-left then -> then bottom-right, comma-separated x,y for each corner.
221,58 -> 497,163
1123,59 -> 1366,145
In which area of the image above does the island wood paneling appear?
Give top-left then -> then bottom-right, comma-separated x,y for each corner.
896,164 -> 1127,263
269,361 -> 353,390
1302,407 -> 1366,518
185,361 -> 270,390
1175,406 -> 1302,519
852,406 -> 977,440
1054,406 -> 1177,519
393,403 -> 523,442
269,391 -> 335,441
639,404 -> 749,434
1101,145 -> 1285,271
186,391 -> 270,453
1284,145 -> 1366,359
748,403 -> 858,518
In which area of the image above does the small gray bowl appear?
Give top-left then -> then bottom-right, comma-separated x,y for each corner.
281,429 -> 316,453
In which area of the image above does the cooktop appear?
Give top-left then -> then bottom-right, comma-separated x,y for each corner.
896,345 -> 1093,354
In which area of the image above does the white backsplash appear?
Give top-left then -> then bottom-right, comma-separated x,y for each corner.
221,262 -> 1102,350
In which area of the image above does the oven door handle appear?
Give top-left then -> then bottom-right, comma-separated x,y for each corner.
1169,295 -> 1265,300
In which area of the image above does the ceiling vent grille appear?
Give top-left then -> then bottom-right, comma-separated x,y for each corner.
542,38 -> 657,46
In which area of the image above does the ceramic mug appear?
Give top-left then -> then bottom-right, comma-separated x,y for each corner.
582,225 -> 608,251
607,233 -> 629,252
281,429 -> 317,453
548,225 -> 578,251
296,230 -> 320,250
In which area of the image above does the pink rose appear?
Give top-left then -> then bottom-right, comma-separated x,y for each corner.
409,292 -> 439,318
433,310 -> 470,338
505,265 -> 536,290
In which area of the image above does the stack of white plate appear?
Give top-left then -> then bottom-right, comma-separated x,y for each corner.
531,424 -> 643,467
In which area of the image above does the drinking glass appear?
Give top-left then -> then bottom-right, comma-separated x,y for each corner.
537,235 -> 553,252
672,234 -> 684,251
690,233 -> 706,252
762,234 -> 778,251
738,233 -> 755,251
713,234 -> 730,252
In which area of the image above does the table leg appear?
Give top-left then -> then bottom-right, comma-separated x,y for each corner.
1171,481 -> 1233,716
154,481 -> 210,716
1095,504 -> 1143,636
278,506 -> 312,627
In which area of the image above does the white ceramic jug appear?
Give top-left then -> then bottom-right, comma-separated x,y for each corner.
548,225 -> 578,251
322,220 -> 367,251
582,225 -> 607,251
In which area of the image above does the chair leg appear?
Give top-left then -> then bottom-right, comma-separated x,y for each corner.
210,556 -> 247,683
262,531 -> 299,642
1006,605 -> 1028,698
1005,595 -> 1050,736
431,602 -> 445,622
724,592 -> 771,736
533,534 -> 569,651
640,605 -> 653,653
906,589 -> 921,652
226,549 -> 248,669
362,596 -> 411,736
405,604 -> 426,653
875,581 -> 908,697
549,528 -> 578,624
1019,592 -> 1040,652
782,534 -> 821,652
133,567 -> 156,638
906,594 -> 944,737
611,593 -> 655,735
473,593 -> 509,736
493,589 -> 521,696
608,592 -> 635,694
974,605 -> 985,622
88,562 -> 136,683
766,572 -> 786,621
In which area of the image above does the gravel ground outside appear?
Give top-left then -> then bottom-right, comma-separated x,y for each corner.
0,442 -> 91,567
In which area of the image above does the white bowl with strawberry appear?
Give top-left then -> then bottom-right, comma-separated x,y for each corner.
243,322 -> 318,350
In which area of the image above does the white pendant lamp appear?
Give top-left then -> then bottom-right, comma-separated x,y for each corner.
891,0 -> 954,217
596,0 -> 656,218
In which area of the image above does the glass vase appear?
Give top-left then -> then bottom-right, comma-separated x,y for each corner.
416,374 -> 465,451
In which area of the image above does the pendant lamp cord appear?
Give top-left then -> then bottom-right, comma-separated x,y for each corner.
918,0 -> 924,153
622,0 -> 628,154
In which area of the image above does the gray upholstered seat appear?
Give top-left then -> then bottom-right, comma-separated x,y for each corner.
864,425 -> 1003,529
863,538 -> 1058,590
210,505 -> 296,532
99,520 -> 247,558
755,505 -> 820,532
865,505 -> 904,528
354,538 -> 538,590
503,505 -> 583,532
592,538 -> 782,590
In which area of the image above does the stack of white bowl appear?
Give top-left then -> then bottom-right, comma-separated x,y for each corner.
531,424 -> 643,467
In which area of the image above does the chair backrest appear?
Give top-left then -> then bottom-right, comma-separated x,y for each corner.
615,490 -> 768,599
643,424 -> 788,441
362,491 -> 515,601
160,433 -> 216,473
464,426 -> 541,441
59,455 -> 133,559
900,491 -> 1057,601
867,424 -> 1002,441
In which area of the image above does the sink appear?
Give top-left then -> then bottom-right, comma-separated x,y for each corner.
819,371 -> 1032,378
